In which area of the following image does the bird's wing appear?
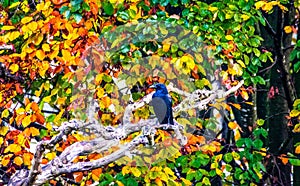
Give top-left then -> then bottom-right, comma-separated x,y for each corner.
151,96 -> 168,124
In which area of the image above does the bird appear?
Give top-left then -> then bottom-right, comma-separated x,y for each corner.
150,83 -> 174,125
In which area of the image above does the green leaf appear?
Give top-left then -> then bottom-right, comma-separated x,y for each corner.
218,11 -> 225,22
103,2 -> 114,16
195,170 -> 203,181
103,74 -> 112,82
253,139 -> 263,149
186,171 -> 195,180
294,61 -> 300,73
190,158 -> 201,168
46,114 -> 56,122
289,158 -> 300,166
71,0 -> 83,6
254,76 -> 266,85
59,6 -> 69,14
253,48 -> 261,57
236,138 -> 245,147
223,153 -> 233,163
245,138 -> 253,148
40,129 -> 48,138
181,0 -> 189,5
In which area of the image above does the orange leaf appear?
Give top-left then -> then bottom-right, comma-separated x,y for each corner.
23,152 -> 32,166
74,172 -> 83,182
279,156 -> 289,165
35,112 -> 45,124
92,168 -> 102,181
100,96 -> 111,109
240,90 -> 249,100
2,154 -> 13,166
230,103 -> 241,110
89,2 -> 99,15
14,156 -> 23,166
295,145 -> 300,154
31,102 -> 39,112
228,121 -> 238,130
41,158 -> 48,164
15,83 -> 23,94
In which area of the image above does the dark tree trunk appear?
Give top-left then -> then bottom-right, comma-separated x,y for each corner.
258,3 -> 298,185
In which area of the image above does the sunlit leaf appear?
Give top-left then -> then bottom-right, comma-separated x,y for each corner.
4,144 -> 22,153
14,156 -> 23,166
22,115 -> 32,128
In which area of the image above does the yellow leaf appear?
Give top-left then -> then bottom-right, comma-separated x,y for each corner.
181,178 -> 192,185
115,181 -> 124,186
9,64 -> 19,74
122,166 -> 131,175
65,22 -> 73,33
237,60 -> 246,68
290,110 -> 300,117
33,33 -> 44,45
0,126 -> 9,136
159,172 -> 168,182
62,49 -> 72,61
27,22 -> 38,31
66,88 -> 72,94
162,43 -> 170,52
0,137 -> 3,145
2,25 -> 15,30
42,43 -> 50,52
22,115 -> 32,128
9,1 -> 20,9
216,168 -> 223,176
21,17 -> 33,24
46,122 -> 52,130
2,154 -> 13,166
255,1 -> 266,10
284,26 -> 292,34
164,167 -> 174,176
45,152 -> 56,160
57,97 -> 66,105
36,50 -> 45,60
241,14 -> 250,21
225,35 -> 234,41
1,109 -> 10,118
96,88 -> 105,98
9,31 -> 20,41
14,156 -> 23,166
208,6 -> 218,12
131,167 -> 141,177
54,110 -> 64,123
4,144 -> 22,153
30,127 -> 40,136
49,50 -> 59,60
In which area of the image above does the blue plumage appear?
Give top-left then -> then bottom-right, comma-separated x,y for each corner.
150,84 -> 174,125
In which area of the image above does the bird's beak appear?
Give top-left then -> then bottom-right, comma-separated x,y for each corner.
149,84 -> 156,89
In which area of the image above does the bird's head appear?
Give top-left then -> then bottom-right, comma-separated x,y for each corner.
150,83 -> 169,94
